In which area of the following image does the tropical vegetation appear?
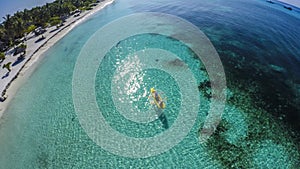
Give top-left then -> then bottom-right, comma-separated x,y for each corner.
0,52 -> 5,62
2,62 -> 12,72
0,0 -> 101,52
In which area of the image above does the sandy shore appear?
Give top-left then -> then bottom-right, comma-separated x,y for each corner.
0,0 -> 114,118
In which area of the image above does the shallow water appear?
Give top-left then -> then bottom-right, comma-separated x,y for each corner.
0,0 -> 299,168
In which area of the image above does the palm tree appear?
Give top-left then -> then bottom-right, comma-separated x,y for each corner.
0,0 -> 99,52
2,62 -> 12,72
22,9 -> 33,24
2,14 -> 15,46
15,17 -> 25,38
2,14 -> 11,29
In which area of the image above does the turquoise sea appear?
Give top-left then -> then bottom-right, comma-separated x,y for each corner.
0,0 -> 300,168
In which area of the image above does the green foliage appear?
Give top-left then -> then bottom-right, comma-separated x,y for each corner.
2,62 -> 12,72
19,43 -> 27,49
79,6 -> 87,11
0,52 -> 5,61
86,7 -> 93,10
26,25 -> 37,34
49,16 -> 62,26
0,0 -> 98,52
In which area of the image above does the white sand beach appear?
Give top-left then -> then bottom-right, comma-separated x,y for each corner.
0,0 -> 114,118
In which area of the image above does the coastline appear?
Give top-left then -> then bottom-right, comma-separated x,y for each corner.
0,0 -> 115,118
277,0 -> 300,9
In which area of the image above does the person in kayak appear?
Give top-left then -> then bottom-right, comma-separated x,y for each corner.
150,88 -> 166,109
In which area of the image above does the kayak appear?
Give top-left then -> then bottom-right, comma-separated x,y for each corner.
149,88 -> 166,109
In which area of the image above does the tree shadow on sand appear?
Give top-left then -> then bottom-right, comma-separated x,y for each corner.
35,36 -> 46,43
12,56 -> 25,66
1,72 -> 10,79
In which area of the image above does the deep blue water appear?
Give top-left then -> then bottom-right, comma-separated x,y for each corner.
0,0 -> 299,168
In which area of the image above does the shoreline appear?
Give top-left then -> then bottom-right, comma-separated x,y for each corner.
0,0 -> 115,118
277,0 -> 300,9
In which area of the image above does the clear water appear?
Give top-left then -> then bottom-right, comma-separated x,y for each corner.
0,0 -> 300,168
